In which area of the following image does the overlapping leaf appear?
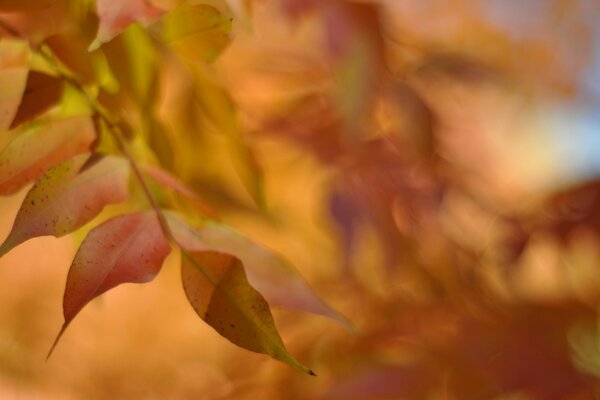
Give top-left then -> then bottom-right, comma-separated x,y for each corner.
49,211 -> 170,355
91,0 -> 165,50
166,211 -> 348,326
152,3 -> 232,63
181,250 -> 314,375
0,39 -> 30,130
0,154 -> 130,256
0,115 -> 96,195
10,71 -> 64,128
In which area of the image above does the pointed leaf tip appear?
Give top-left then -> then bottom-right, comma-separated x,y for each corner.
181,250 -> 312,374
0,154 -> 129,256
166,211 -> 350,329
53,212 -> 170,352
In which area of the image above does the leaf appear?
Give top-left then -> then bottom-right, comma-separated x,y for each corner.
0,39 -> 30,130
166,211 -> 350,328
142,164 -> 219,219
0,115 -> 96,195
181,250 -> 315,375
153,4 -> 232,63
91,0 -> 165,50
0,0 -> 56,12
48,211 -> 170,356
9,71 -> 64,128
0,154 -> 130,257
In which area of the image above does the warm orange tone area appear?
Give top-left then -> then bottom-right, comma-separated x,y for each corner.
1,0 -> 600,399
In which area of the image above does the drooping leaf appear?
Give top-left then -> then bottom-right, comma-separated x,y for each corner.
142,164 -> 219,219
0,115 -> 96,195
91,0 -> 165,50
9,71 -> 64,128
49,211 -> 170,356
0,39 -> 30,130
166,211 -> 350,327
153,4 -> 232,63
181,250 -> 315,375
0,154 -> 130,257
191,66 -> 265,207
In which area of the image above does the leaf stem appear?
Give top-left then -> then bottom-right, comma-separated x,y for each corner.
0,17 -> 174,242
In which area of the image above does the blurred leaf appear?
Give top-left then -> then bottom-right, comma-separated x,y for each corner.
153,3 -> 232,63
194,66 -> 265,207
0,115 -> 96,195
0,0 -> 56,12
181,250 -> 314,375
0,39 -> 30,130
10,71 -> 64,128
142,164 -> 218,219
49,211 -> 170,356
91,0 -> 165,50
46,32 -> 120,93
0,153 -> 130,256
167,211 -> 349,326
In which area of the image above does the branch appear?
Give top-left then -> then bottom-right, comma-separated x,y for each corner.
0,17 -> 174,242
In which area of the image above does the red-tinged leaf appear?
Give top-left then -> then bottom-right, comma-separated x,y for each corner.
0,115 -> 96,195
166,212 -> 351,329
181,250 -> 315,375
91,0 -> 165,50
0,39 -> 30,130
0,154 -> 130,257
48,211 -> 170,357
9,71 -> 64,129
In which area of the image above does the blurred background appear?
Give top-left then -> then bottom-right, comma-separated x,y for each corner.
2,0 -> 600,398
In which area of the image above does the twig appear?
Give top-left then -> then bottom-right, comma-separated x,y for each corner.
0,17 -> 174,241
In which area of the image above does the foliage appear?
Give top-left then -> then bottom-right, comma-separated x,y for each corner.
1,0 -> 600,399
0,0 -> 335,376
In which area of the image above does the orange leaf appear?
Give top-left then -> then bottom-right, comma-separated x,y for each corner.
0,0 -> 56,12
182,250 -> 315,375
0,116 -> 96,195
0,39 -> 29,130
167,211 -> 351,328
48,211 -> 170,356
0,154 -> 130,256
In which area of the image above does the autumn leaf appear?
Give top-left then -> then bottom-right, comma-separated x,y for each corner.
91,0 -> 165,51
0,0 -> 56,12
142,163 -> 219,219
9,71 -> 64,128
166,211 -> 350,327
153,3 -> 232,63
0,39 -> 30,130
48,211 -> 170,357
0,153 -> 130,257
181,250 -> 315,375
0,115 -> 96,195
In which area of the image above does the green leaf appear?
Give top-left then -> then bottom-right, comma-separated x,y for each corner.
0,115 -> 96,195
0,153 -> 130,257
181,250 -> 315,375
